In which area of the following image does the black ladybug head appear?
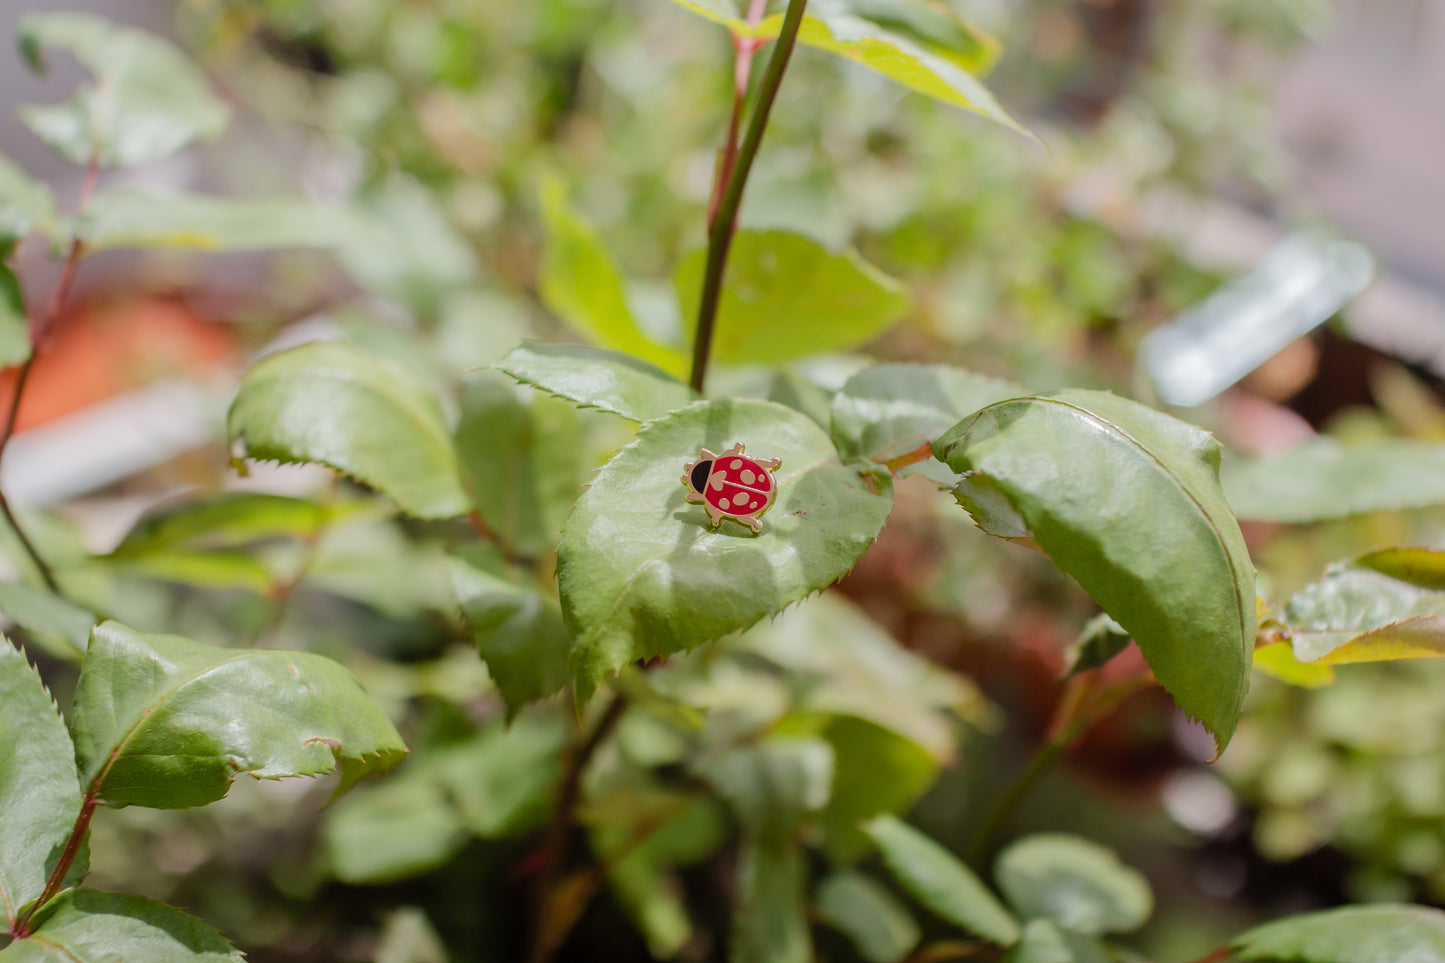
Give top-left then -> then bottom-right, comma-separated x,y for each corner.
689,460 -> 713,493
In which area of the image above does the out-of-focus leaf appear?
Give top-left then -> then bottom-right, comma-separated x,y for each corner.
374,907 -> 449,963
229,341 -> 469,519
1252,642 -> 1335,689
1063,614 -> 1132,678
741,593 -> 982,757
306,517 -> 451,618
696,737 -> 833,841
731,838 -> 810,963
0,888 -> 242,962
1357,547 -> 1445,591
99,551 -> 273,595
70,621 -> 406,808
431,710 -> 566,838
1004,920 -> 1075,963
664,0 -> 1014,126
539,180 -> 684,372
1233,904 -> 1445,963
558,399 -> 893,703
674,230 -> 909,366
821,717 -> 938,863
817,871 -> 920,963
78,191 -> 349,251
1284,563 -> 1445,664
17,13 -> 229,168
933,390 -> 1256,754
453,376 -> 583,558
831,363 -> 1022,475
0,265 -> 30,369
865,815 -> 1020,946
994,835 -> 1152,935
323,769 -> 465,884
112,493 -> 332,556
768,370 -> 835,429
494,342 -> 697,423
0,581 -> 93,661
449,551 -> 571,713
1222,439 -> 1445,523
0,640 -> 81,929
0,154 -> 55,246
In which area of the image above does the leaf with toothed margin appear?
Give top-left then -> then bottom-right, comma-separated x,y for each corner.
557,399 -> 894,704
493,342 -> 698,423
0,639 -> 81,929
932,390 -> 1255,754
228,341 -> 469,520
69,622 -> 405,809
1233,904 -> 1445,963
1283,554 -> 1445,665
0,888 -> 244,962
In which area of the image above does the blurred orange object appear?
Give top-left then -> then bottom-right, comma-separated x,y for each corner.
0,295 -> 240,433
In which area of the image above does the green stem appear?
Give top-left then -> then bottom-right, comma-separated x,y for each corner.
689,0 -> 810,394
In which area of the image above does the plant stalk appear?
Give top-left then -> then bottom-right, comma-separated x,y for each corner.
12,794 -> 98,938
689,0 -> 810,393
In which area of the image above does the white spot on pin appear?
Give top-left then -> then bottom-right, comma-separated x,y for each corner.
730,459 -> 742,469
732,492 -> 750,507
740,469 -> 756,485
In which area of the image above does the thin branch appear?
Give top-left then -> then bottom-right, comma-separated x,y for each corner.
689,0 -> 810,393
526,693 -> 630,963
881,441 -> 935,474
706,0 -> 770,230
0,156 -> 100,595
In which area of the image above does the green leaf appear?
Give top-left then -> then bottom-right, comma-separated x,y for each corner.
0,581 -> 93,662
453,376 -> 584,558
817,871 -> 921,963
449,551 -> 572,713
674,231 -> 910,366
1063,614 -> 1132,678
994,834 -> 1152,935
558,399 -> 894,703
70,621 -> 406,808
0,264 -> 30,369
1222,439 -> 1445,523
538,180 -> 684,372
1357,547 -> 1445,591
323,769 -> 465,884
1004,920 -> 1075,963
820,717 -> 939,863
933,390 -> 1256,753
493,342 -> 697,423
229,341 -> 469,520
1283,562 -> 1445,664
1233,903 -> 1445,963
0,154 -> 55,247
78,190 -> 348,252
831,363 -> 1023,475
17,13 -> 229,168
111,493 -> 332,556
731,838 -> 810,963
0,640 -> 81,928
99,550 -> 274,595
0,888 -> 242,962
430,710 -> 566,838
1252,642 -> 1335,689
768,370 -> 835,429
695,737 -> 834,841
865,815 -> 1020,946
374,908 -> 449,963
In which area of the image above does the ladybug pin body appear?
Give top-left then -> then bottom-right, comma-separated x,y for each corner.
682,443 -> 781,533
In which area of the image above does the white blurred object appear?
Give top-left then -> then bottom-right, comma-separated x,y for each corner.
1141,234 -> 1374,408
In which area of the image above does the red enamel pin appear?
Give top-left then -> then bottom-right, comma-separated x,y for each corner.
682,443 -> 781,534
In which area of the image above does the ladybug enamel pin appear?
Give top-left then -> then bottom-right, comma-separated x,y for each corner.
682,443 -> 781,533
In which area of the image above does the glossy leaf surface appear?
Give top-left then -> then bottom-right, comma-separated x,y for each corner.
831,363 -> 1022,472
0,889 -> 242,962
994,835 -> 1152,935
675,230 -> 910,365
1233,904 -> 1445,963
70,622 -> 405,808
79,191 -> 346,252
865,815 -> 1020,946
17,13 -> 229,168
0,641 -> 80,928
933,390 -> 1255,752
817,871 -> 921,963
538,181 -> 683,372
1222,439 -> 1445,523
1284,562 -> 1445,664
494,342 -> 697,423
558,399 -> 893,702
229,341 -> 469,519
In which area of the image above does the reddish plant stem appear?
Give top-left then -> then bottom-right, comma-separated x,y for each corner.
1185,949 -> 1231,963
11,794 -> 98,938
0,156 -> 101,596
706,0 -> 770,231
881,441 -> 935,474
